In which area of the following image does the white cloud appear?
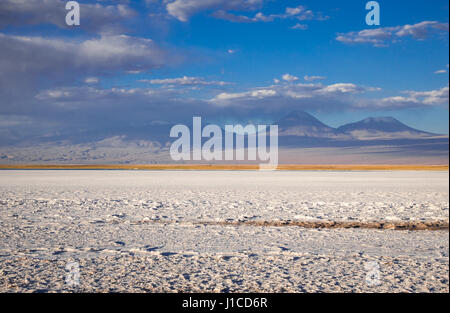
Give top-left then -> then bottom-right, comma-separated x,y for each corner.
212,4 -> 325,24
0,33 -> 171,105
0,0 -> 136,34
405,86 -> 449,105
318,83 -> 364,94
336,21 -> 449,47
84,77 -> 99,84
139,76 -> 230,86
380,86 -> 449,107
379,96 -> 419,108
166,0 -> 263,22
36,86 -> 160,103
304,75 -> 326,81
165,1 -> 327,27
434,69 -> 447,74
395,21 -> 449,38
209,79 -> 446,111
291,23 -> 308,30
210,81 -> 376,109
0,33 -> 168,75
282,73 -> 299,82
214,89 -> 277,101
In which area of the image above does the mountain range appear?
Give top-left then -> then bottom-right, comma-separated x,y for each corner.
0,110 -> 447,164
276,111 -> 446,147
2,110 -> 448,148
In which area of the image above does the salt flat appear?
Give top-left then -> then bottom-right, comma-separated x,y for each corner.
0,170 -> 448,292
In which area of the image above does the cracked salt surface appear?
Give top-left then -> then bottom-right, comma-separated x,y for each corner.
0,170 -> 448,292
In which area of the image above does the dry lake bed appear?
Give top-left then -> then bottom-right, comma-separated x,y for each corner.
0,170 -> 448,292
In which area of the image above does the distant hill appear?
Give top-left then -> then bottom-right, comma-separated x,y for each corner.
276,111 -> 447,149
277,111 -> 339,138
337,117 -> 438,140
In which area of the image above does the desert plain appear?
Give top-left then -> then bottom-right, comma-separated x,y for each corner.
0,169 -> 448,292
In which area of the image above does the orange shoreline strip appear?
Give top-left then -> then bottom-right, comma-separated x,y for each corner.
0,164 -> 448,171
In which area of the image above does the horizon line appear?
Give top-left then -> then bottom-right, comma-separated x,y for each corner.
0,164 -> 448,171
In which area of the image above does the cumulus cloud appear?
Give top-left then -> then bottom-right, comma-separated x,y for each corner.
0,0 -> 136,34
405,86 -> 449,105
139,76 -> 230,86
281,74 -> 299,82
396,21 -> 449,38
378,96 -> 419,108
291,23 -> 308,30
214,89 -> 277,102
317,83 -> 364,94
212,5 -> 326,24
434,65 -> 449,74
164,0 -> 327,27
208,79 -> 447,112
380,86 -> 449,108
166,0 -> 263,22
304,75 -> 326,81
336,21 -> 449,47
0,33 -> 168,74
0,32 -> 171,103
35,86 -> 175,104
84,77 -> 99,84
210,81 -> 374,110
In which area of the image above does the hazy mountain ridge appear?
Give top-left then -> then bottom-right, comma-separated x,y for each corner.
278,111 -> 443,140
277,111 -> 339,138
276,111 -> 447,150
0,111 -> 447,164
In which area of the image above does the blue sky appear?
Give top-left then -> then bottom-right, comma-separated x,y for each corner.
0,0 -> 448,142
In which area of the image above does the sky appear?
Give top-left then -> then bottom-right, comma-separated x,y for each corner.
0,0 -> 448,146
